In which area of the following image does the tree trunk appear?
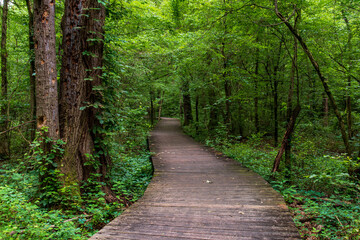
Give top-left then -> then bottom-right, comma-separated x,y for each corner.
273,79 -> 278,146
342,11 -> 353,140
272,105 -> 301,173
0,0 -> 10,160
182,79 -> 192,126
34,0 -> 60,141
34,0 -> 60,203
274,1 -> 351,155
149,90 -> 154,126
158,91 -> 164,120
195,94 -> 199,133
254,50 -> 260,133
323,94 -> 329,126
59,0 -> 122,204
346,80 -> 352,139
285,13 -> 299,173
208,86 -> 218,131
221,2 -> 231,129
179,93 -> 183,119
25,0 -> 36,142
272,40 -> 283,147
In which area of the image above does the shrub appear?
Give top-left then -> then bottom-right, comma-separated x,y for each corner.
0,186 -> 81,240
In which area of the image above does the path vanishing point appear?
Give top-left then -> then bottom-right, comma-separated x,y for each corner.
90,118 -> 300,239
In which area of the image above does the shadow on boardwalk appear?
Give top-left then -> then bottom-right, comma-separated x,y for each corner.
90,118 -> 300,239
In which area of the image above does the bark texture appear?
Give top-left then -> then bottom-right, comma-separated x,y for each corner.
33,0 -> 59,141
59,0 -> 121,203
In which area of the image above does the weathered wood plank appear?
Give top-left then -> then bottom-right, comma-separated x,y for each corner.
89,118 -> 300,239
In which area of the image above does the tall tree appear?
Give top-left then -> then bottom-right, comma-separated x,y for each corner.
0,0 -> 10,159
59,0 -> 119,202
274,0 -> 351,155
25,0 -> 36,141
222,0 -> 231,130
33,0 -> 59,143
285,10 -> 300,173
341,10 -> 353,140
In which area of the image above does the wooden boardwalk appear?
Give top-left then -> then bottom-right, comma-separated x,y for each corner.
90,118 -> 300,239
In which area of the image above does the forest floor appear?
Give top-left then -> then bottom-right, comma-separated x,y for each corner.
90,118 -> 300,239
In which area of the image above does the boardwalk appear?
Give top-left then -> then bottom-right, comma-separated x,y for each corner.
90,118 -> 300,240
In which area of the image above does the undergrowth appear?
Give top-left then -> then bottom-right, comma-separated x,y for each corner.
0,124 -> 153,239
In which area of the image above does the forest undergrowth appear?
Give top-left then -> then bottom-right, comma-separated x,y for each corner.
0,118 -> 154,239
185,122 -> 360,240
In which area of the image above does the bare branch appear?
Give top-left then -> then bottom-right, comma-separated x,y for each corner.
0,120 -> 35,136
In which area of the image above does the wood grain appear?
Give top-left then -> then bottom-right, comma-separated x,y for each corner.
89,118 -> 300,240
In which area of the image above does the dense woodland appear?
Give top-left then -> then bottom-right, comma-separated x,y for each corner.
0,0 -> 360,239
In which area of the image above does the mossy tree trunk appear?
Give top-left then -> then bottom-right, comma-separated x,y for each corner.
59,0 -> 120,203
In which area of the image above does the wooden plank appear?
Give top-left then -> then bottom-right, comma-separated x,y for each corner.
89,118 -> 300,239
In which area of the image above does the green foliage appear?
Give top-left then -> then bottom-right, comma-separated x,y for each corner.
221,142 -> 276,181
25,134 -> 66,208
0,186 -> 80,240
0,124 -> 153,239
3,0 -> 360,239
292,192 -> 360,239
110,152 -> 153,201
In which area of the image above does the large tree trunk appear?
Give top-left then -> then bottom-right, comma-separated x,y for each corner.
274,0 -> 351,155
25,0 -> 36,142
34,0 -> 60,202
34,0 -> 59,142
0,0 -> 10,160
59,0 -> 121,204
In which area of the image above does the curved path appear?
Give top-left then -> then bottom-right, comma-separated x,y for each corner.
90,118 -> 300,239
